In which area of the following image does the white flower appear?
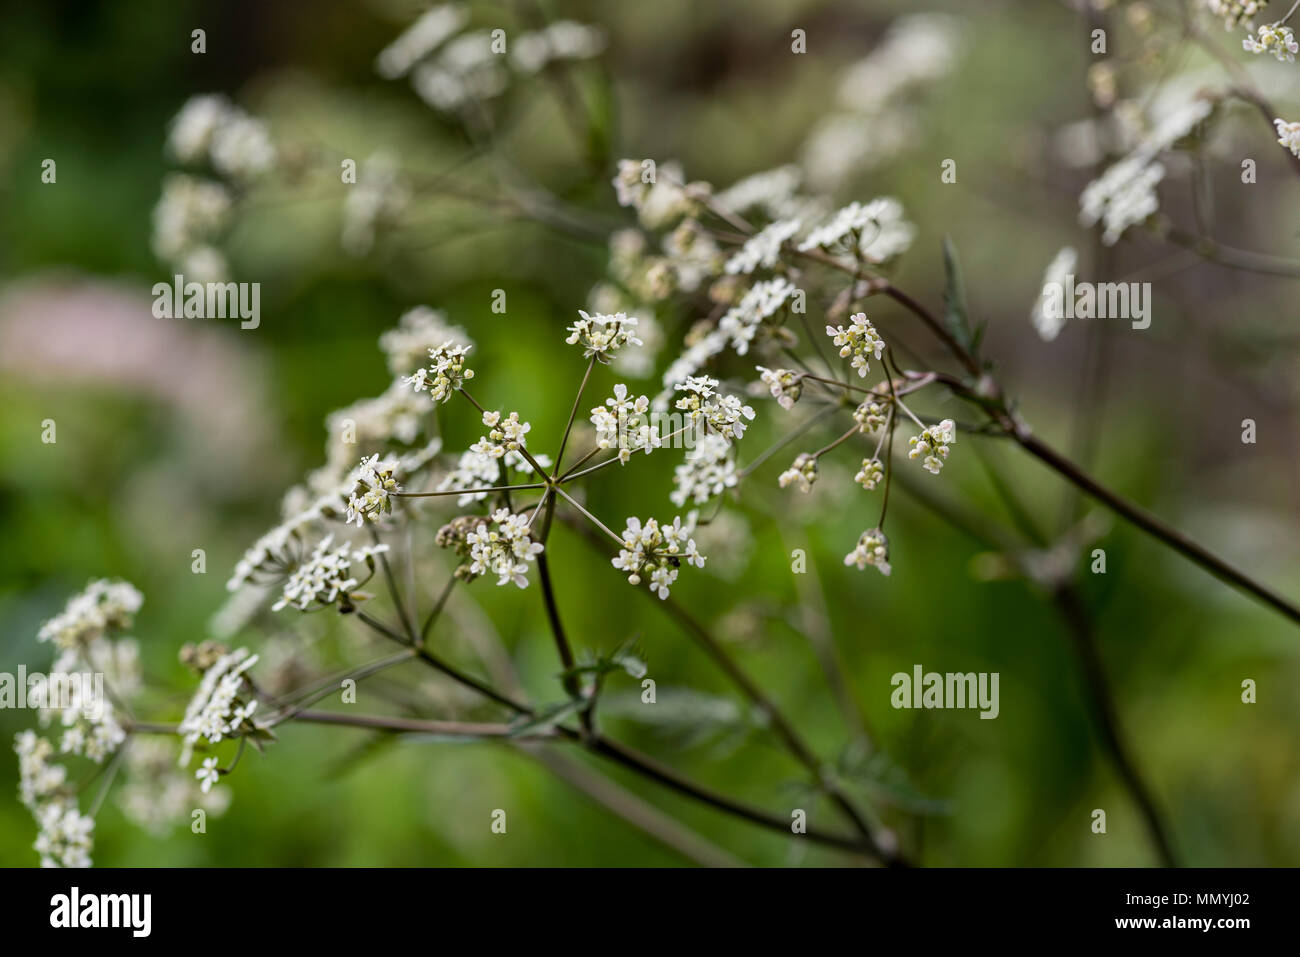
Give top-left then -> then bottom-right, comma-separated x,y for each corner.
37,580 -> 143,651
323,381 -> 429,477
471,410 -> 533,460
151,173 -> 231,262
1079,156 -> 1164,245
611,516 -> 706,599
854,394 -> 892,433
566,310 -> 643,362
1244,22 -> 1298,59
778,453 -> 819,493
49,690 -> 126,765
512,21 -> 605,73
757,367 -> 803,410
674,376 -> 756,440
466,509 -> 545,588
166,94 -> 232,163
409,28 -> 509,113
657,328 -> 729,396
405,340 -> 475,402
380,306 -> 472,376
209,108 -> 275,180
117,737 -> 230,834
724,219 -> 801,274
15,731 -> 67,809
908,419 -> 957,474
612,159 -> 708,229
845,528 -> 891,576
1030,247 -> 1077,342
854,457 -> 885,491
671,433 -> 739,507
714,165 -> 804,219
374,4 -> 468,79
826,313 -> 885,377
717,277 -> 804,355
272,535 -> 388,612
612,159 -> 651,209
196,757 -> 221,794
345,454 -> 401,526
178,648 -> 261,752
435,444 -> 548,506
33,800 -> 94,868
591,384 -> 660,463
798,198 -> 914,263
1274,118 -> 1300,157
1205,1 -> 1269,32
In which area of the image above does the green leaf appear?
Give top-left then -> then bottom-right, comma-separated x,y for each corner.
941,236 -> 977,357
837,747 -> 950,816
506,698 -> 584,738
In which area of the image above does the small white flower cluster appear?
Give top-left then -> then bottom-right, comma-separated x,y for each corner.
612,159 -> 713,229
827,312 -> 886,377
405,341 -> 476,402
512,20 -> 606,74
322,381 -> 428,481
757,366 -> 803,410
854,394 -> 892,433
375,4 -> 469,79
566,310 -> 643,363
845,528 -> 891,576
798,198 -> 915,264
714,164 -> 807,221
674,376 -> 756,440
435,445 -> 548,506
379,306 -> 472,376
16,731 -> 67,808
379,9 -> 604,111
46,690 -> 127,765
473,410 -> 533,459
345,454 -> 401,526
663,219 -> 725,293
178,648 -> 261,752
611,516 -> 706,599
16,581 -> 150,866
718,277 -> 804,355
670,433 -> 739,507
1030,246 -> 1078,342
1205,0 -> 1268,32
166,93 -> 276,180
778,453 -> 819,493
272,535 -> 389,612
33,801 -> 94,869
150,173 -> 232,279
37,579 -> 143,652
1274,118 -> 1300,157
117,736 -> 230,833
1079,155 -> 1165,245
591,384 -> 661,463
466,509 -> 545,588
1244,22 -> 1298,59
411,31 -> 508,112
908,419 -> 958,475
854,457 -> 885,491
724,219 -> 801,274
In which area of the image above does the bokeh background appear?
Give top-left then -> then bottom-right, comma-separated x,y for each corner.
2,0 -> 1298,866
